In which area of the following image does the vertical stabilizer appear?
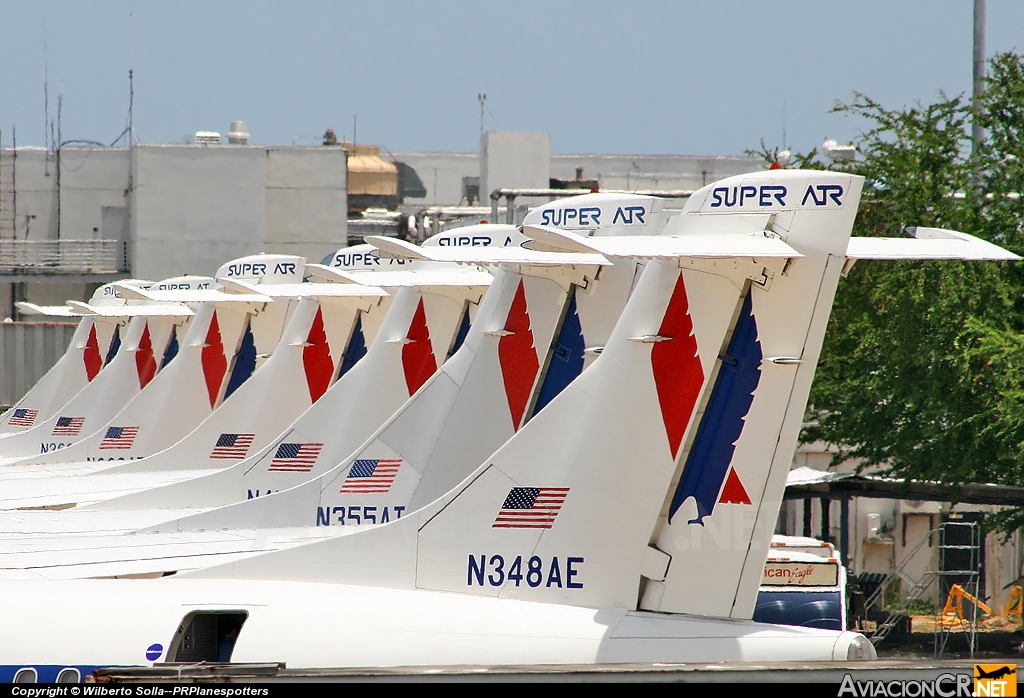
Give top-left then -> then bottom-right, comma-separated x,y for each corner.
0,313 -> 188,463
145,215 -> 652,531
0,316 -> 121,435
100,280 -> 484,512
18,301 -> 256,465
90,292 -> 380,477
640,170 -> 863,618
192,171 -> 866,615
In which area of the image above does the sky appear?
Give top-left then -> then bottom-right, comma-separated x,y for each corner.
0,1 -> 1022,157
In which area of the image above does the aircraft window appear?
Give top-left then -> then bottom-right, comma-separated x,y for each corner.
170,611 -> 248,663
57,668 -> 81,683
13,668 -> 37,683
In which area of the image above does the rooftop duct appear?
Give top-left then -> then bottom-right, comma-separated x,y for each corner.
227,121 -> 250,145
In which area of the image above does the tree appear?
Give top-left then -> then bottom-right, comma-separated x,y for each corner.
772,53 -> 1024,509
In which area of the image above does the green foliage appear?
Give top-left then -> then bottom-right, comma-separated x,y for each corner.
745,137 -> 820,170
884,577 -> 902,610
905,598 -> 935,616
784,53 -> 1024,530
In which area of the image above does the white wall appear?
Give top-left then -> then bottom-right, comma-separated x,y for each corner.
391,148 -> 766,208
0,147 -> 129,241
130,144 -> 266,279
58,149 -> 131,240
391,151 -> 478,207
479,132 -> 550,199
265,147 -> 348,262
550,154 -> 764,192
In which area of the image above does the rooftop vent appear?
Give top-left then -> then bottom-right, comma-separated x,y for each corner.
195,131 -> 221,145
227,121 -> 250,145
822,139 -> 856,163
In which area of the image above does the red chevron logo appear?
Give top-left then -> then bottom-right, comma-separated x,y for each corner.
136,323 -> 157,389
498,279 -> 540,432
201,311 -> 227,408
83,323 -> 103,382
402,298 -> 438,396
303,305 -> 334,403
651,273 -> 705,459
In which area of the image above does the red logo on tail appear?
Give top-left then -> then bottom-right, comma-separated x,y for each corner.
83,324 -> 103,381
718,468 -> 751,505
402,298 -> 438,395
651,274 -> 705,459
201,311 -> 227,408
136,324 -> 157,389
498,280 -> 540,431
303,306 -> 334,403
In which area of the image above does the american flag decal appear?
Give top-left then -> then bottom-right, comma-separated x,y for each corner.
492,487 -> 569,529
267,442 -> 323,472
8,409 -> 38,427
210,433 -> 255,459
99,426 -> 139,450
52,416 -> 85,437
339,459 -> 402,493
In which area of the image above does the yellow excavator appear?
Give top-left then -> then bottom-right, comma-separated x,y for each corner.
940,584 -> 992,625
1004,585 -> 1023,618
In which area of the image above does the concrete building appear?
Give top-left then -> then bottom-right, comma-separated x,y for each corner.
479,132 -> 551,199
0,140 -> 348,318
782,441 -> 1023,616
395,139 -> 764,208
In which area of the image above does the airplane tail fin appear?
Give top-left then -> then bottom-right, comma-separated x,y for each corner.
189,170 -> 1014,624
641,170 -> 865,618
0,276 -> 206,436
101,278 -> 481,512
86,293 -> 372,478
19,296 -> 256,464
0,317 -> 119,435
641,173 -> 1017,620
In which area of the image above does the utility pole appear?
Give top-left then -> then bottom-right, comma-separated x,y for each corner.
972,0 -> 986,155
478,94 -> 487,136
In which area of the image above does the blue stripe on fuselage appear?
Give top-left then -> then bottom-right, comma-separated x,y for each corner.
0,664 -> 108,683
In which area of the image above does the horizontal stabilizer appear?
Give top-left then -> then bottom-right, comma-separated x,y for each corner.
366,235 -> 609,267
306,265 -> 494,288
66,301 -> 194,318
522,225 -> 802,260
232,282 -> 387,298
112,285 -> 272,304
14,303 -> 81,317
846,227 -> 1021,261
